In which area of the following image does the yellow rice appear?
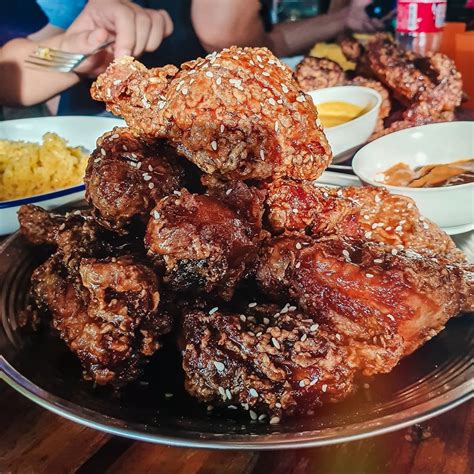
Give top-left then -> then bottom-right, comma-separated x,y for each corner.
0,132 -> 88,201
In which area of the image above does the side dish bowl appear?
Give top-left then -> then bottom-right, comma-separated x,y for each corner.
0,116 -> 125,235
352,122 -> 474,230
307,86 -> 382,156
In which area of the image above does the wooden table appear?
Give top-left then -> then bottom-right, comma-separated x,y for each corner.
0,383 -> 472,473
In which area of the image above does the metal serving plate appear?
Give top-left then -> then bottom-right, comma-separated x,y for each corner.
0,230 -> 472,450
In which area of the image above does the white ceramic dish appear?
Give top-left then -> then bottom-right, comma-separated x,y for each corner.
352,122 -> 474,229
0,116 -> 125,235
307,86 -> 382,156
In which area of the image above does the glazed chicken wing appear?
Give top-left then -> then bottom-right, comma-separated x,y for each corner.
265,181 -> 465,262
295,57 -> 345,92
145,182 -> 266,300
32,255 -> 169,385
181,303 -> 356,420
85,127 -> 192,232
257,236 -> 473,377
91,47 -> 332,181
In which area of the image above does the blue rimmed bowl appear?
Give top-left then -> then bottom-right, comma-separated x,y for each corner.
0,116 -> 125,235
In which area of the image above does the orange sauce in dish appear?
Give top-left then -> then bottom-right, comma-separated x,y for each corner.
380,158 -> 474,188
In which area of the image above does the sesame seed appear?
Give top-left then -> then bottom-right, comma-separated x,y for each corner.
260,149 -> 265,160
374,258 -> 383,263
58,223 -> 66,231
407,203 -> 413,209
240,314 -> 246,322
216,77 -> 222,85
270,416 -> 280,425
225,188 -> 232,195
295,262 -> 301,269
148,183 -> 154,189
300,334 -> 307,342
218,387 -> 226,398
143,174 -> 152,181
113,79 -> 121,85
296,95 -> 305,102
205,71 -> 213,78
365,231 -> 373,238
248,302 -> 257,308
242,403 -> 249,410
288,306 -> 297,312
391,249 -> 398,255
181,88 -> 188,95
263,317 -> 270,325
371,223 -> 378,229
385,226 -> 392,231
94,158 -> 101,164
209,307 -> 219,315
423,223 -> 429,229
375,195 -> 381,203
387,314 -> 395,321
272,338 -> 281,349
225,388 -> 232,400
336,334 -> 342,341
299,380 -> 306,387
207,405 -> 214,411
164,393 -> 174,398
310,324 -> 319,332
123,145 -> 128,151
363,215 -> 370,220
256,54 -> 262,62
274,121 -> 279,132
268,98 -> 276,106
342,250 -> 350,259
258,414 -> 267,422
395,225 -> 403,232
366,273 -> 374,278
100,148 -> 106,156
173,190 -> 181,196
282,84 -> 289,93
148,165 -> 153,171
296,242 -> 302,250
249,388 -> 258,397
220,124 -> 225,133
228,405 -> 237,410
211,140 -> 218,151
213,361 -> 225,372
322,384 -> 328,393
249,410 -> 258,420
275,403 -> 282,408
153,211 -> 161,220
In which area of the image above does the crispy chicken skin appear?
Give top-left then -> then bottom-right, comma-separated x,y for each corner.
91,47 -> 332,181
181,304 -> 355,419
256,236 -> 474,375
32,255 -> 168,385
145,183 -> 266,300
85,127 -> 190,232
20,204 -> 171,385
295,57 -> 345,92
265,182 -> 464,262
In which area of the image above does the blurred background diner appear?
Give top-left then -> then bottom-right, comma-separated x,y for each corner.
0,0 -> 472,119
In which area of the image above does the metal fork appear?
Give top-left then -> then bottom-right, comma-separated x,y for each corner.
25,40 -> 114,72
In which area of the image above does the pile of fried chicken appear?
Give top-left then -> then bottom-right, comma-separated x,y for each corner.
19,46 -> 472,424
295,34 -> 463,139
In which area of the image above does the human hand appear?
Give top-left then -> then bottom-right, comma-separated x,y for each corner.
345,0 -> 385,32
59,0 -> 173,76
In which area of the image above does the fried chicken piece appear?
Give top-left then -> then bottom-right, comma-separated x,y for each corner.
18,204 -> 66,246
85,127 -> 191,232
340,36 -> 363,62
145,184 -> 266,300
181,303 -> 356,419
295,57 -> 345,92
265,179 -> 360,237
364,34 -> 462,115
31,254 -> 169,385
91,47 -> 332,181
265,182 -> 465,262
256,236 -> 474,378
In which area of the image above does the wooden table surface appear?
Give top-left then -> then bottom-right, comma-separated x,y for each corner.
0,383 -> 472,474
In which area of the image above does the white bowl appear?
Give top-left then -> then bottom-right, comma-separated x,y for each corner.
0,116 -> 125,235
352,122 -> 474,229
307,86 -> 382,156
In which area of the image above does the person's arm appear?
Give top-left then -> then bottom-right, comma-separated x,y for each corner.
0,36 -> 81,107
192,0 -> 382,57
